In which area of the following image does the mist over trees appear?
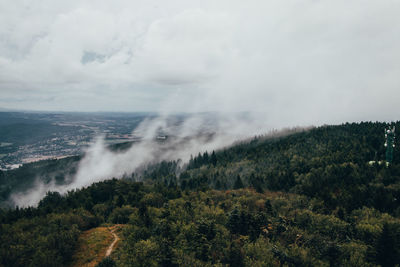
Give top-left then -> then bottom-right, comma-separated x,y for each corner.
1,121 -> 400,266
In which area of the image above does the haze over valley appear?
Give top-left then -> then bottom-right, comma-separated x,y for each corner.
1,1 -> 400,266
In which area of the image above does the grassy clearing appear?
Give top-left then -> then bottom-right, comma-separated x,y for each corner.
69,227 -> 113,267
70,225 -> 126,267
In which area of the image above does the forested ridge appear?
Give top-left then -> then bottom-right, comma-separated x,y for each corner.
1,122 -> 400,266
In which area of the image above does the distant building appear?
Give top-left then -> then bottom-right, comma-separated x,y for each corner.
156,135 -> 167,140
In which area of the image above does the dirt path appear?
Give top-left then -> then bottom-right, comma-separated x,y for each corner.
70,225 -> 125,267
105,227 -> 120,257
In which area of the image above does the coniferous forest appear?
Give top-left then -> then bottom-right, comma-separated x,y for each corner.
1,122 -> 400,266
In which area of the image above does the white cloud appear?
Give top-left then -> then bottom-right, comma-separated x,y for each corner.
0,0 -> 399,124
133,9 -> 234,85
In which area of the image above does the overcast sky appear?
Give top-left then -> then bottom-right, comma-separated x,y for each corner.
0,0 -> 399,126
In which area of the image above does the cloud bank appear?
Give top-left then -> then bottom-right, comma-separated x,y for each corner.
0,0 -> 399,126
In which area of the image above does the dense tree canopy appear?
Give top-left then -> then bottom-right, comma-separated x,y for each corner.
1,121 -> 400,266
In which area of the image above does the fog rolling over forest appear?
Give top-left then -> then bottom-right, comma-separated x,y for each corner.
1,0 -> 400,206
2,1 -> 400,266
10,112 -> 279,207
2,1 -> 400,205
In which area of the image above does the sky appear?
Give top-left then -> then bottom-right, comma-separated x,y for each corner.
1,0 -> 400,127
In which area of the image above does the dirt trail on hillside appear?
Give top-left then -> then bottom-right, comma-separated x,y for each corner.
105,227 -> 120,257
70,225 -> 125,267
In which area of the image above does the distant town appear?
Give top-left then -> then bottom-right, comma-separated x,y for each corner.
0,112 -> 153,170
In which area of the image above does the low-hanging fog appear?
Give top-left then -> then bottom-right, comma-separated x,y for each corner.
3,0 -> 400,206
11,112 -> 288,207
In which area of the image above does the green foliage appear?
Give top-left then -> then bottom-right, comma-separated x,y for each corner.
96,256 -> 116,267
0,212 -> 80,266
2,122 -> 400,266
108,205 -> 135,224
183,122 -> 400,216
234,175 -> 244,189
375,222 -> 400,267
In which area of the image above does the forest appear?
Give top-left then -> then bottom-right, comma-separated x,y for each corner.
1,121 -> 400,266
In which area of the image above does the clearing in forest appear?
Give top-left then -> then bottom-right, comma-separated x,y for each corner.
70,225 -> 124,267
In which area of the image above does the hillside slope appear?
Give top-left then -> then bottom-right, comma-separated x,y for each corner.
1,122 -> 400,266
146,122 -> 400,216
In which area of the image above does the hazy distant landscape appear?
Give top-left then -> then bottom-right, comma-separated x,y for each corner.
1,1 -> 400,266
0,110 -> 268,208
0,112 -> 157,170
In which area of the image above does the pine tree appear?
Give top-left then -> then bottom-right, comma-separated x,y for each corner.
116,195 -> 124,207
234,175 -> 244,189
215,179 -> 222,190
210,151 -> 217,167
227,207 -> 241,234
203,151 -> 209,164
